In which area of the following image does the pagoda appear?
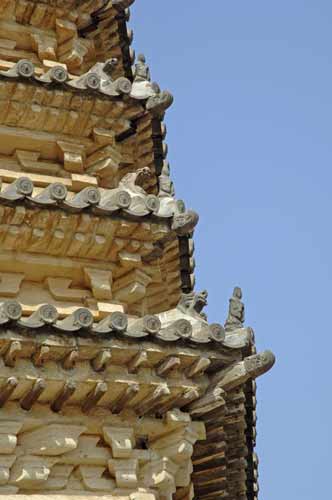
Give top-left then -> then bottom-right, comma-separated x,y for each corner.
0,1 -> 275,499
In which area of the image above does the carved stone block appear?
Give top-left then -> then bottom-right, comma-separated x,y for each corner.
103,427 -> 135,458
84,267 -> 113,300
10,456 -> 58,489
78,465 -> 115,491
0,272 -> 24,297
19,425 -> 86,456
0,455 -> 15,486
108,458 -> 138,488
57,141 -> 86,173
0,422 -> 22,454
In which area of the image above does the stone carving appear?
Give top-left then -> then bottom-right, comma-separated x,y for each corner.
0,59 -> 35,79
114,268 -> 153,304
19,425 -> 86,455
244,350 -> 276,378
0,57 -> 172,117
119,167 -> 152,194
19,304 -> 58,328
134,53 -> 151,82
118,168 -> 161,217
157,319 -> 193,342
212,350 -> 276,390
0,177 -> 33,201
93,311 -> 128,335
131,53 -> 156,99
84,268 -> 113,300
55,308 -> 94,332
36,65 -> 69,84
32,182 -> 68,206
159,161 -> 175,198
141,457 -> 177,498
0,422 -> 22,454
96,58 -> 132,96
177,290 -> 208,319
128,315 -> 162,337
153,291 -> 225,346
225,286 -> 245,331
57,140 -> 86,173
68,58 -> 132,96
102,57 -> 119,77
46,278 -> 89,303
63,186 -> 101,210
0,58 -> 146,104
65,69 -> 101,92
130,53 -> 174,116
0,272 -> 24,297
0,300 -> 230,345
172,210 -> 199,236
10,456 -> 58,489
146,86 -> 174,118
98,189 -> 132,213
78,464 -> 115,491
0,177 -> 182,219
104,427 -> 135,458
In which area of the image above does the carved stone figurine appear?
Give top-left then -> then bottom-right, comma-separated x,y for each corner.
130,54 -> 174,116
172,210 -> 199,236
102,57 -> 119,78
158,161 -> 175,198
95,58 -> 132,95
225,287 -> 245,331
146,88 -> 174,118
177,290 -> 208,320
134,53 -> 151,82
68,57 -> 131,96
119,167 -> 152,195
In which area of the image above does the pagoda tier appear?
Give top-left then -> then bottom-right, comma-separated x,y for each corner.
0,53 -> 195,316
0,1 -> 275,500
0,291 -> 274,499
0,0 -> 135,76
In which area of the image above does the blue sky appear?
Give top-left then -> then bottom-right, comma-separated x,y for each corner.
131,2 -> 331,499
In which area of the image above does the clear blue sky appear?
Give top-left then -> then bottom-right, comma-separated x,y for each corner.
131,2 -> 330,499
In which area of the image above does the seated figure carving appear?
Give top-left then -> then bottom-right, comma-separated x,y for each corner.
225,287 -> 245,331
131,54 -> 174,117
159,161 -> 175,198
134,53 -> 151,82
